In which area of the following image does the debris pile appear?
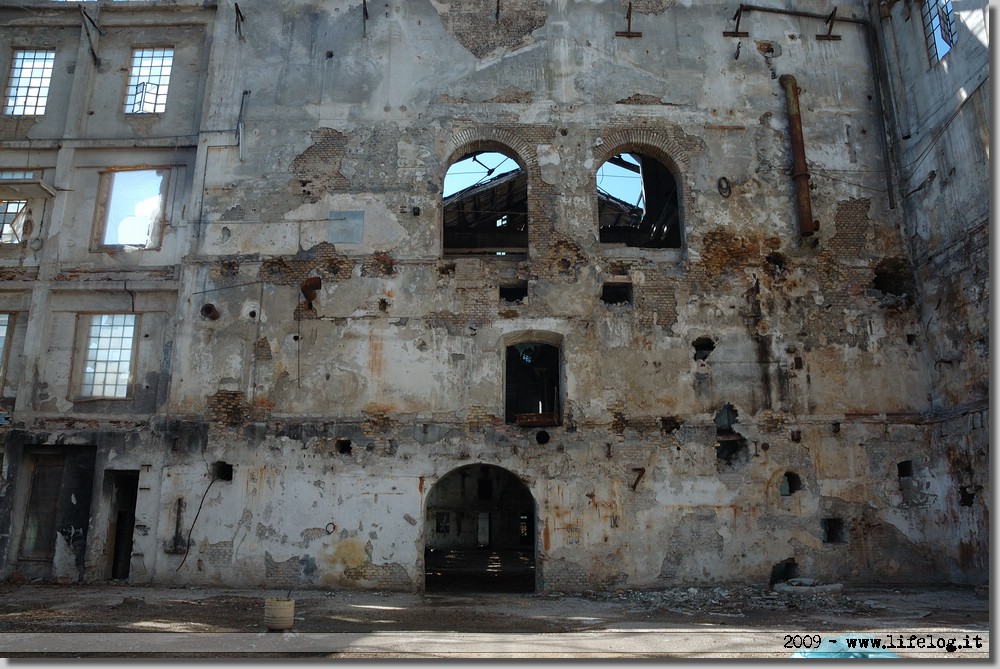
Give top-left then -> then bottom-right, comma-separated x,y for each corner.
583,583 -> 874,618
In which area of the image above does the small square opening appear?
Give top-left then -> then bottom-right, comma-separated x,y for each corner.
500,281 -> 528,303
601,282 -> 633,305
821,517 -> 846,543
211,461 -> 233,482
897,460 -> 913,478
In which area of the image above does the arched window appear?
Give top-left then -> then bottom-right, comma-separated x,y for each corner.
443,151 -> 526,257
505,342 -> 560,426
596,151 -> 681,248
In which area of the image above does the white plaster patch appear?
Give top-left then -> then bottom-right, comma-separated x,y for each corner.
536,144 -> 561,185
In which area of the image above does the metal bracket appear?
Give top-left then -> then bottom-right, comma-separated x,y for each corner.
234,3 -> 246,40
615,3 -> 642,38
816,7 -> 842,41
723,5 -> 749,38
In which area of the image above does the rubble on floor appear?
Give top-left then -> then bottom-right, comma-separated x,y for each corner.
581,583 -> 875,618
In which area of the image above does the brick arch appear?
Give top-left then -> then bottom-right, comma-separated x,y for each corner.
445,127 -> 536,176
592,128 -> 693,248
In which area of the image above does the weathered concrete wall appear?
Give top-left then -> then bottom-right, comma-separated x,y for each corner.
0,0 -> 988,590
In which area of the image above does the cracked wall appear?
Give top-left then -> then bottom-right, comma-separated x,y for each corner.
0,0 -> 987,591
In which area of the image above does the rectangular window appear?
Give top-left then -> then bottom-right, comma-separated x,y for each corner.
95,169 -> 168,248
79,313 -> 137,399
922,0 -> 956,64
4,50 -> 55,116
124,48 -> 173,114
0,200 -> 27,244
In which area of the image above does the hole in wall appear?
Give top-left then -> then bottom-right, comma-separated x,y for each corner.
779,472 -> 802,496
659,416 -> 681,433
378,298 -> 389,312
500,281 -> 528,303
601,282 -> 633,305
248,310 -> 257,319
897,460 -> 913,479
872,257 -> 915,298
211,461 -> 233,481
692,336 -> 715,361
336,438 -> 353,455
535,430 -> 550,445
769,558 -> 799,586
959,486 -> 977,507
200,303 -> 221,320
821,517 -> 846,543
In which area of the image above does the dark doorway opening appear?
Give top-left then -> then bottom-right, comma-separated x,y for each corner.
105,470 -> 139,580
424,464 -> 536,594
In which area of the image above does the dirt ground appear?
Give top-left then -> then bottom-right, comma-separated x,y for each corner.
0,580 -> 990,659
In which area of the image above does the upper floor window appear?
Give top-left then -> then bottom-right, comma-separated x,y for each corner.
4,50 -> 55,116
0,313 -> 12,393
93,168 -> 169,249
77,313 -> 137,399
125,48 -> 173,114
505,342 -> 560,427
597,151 -> 681,248
922,0 -> 956,65
443,151 -> 526,257
0,200 -> 27,244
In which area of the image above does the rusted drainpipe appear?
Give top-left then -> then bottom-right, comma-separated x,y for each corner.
779,74 -> 818,237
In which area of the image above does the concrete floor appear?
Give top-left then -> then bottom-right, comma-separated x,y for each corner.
0,581 -> 989,659
424,548 -> 535,593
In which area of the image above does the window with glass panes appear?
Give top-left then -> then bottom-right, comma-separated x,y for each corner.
124,48 -> 173,113
4,50 -> 55,116
80,314 -> 137,398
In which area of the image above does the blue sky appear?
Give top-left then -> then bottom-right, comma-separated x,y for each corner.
444,151 -> 643,209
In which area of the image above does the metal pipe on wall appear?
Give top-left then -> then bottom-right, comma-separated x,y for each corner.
779,74 -> 819,237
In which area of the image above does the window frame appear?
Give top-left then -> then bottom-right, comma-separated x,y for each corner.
91,167 -> 171,251
72,312 -> 140,401
0,199 -> 28,245
3,49 -> 56,117
922,0 -> 956,65
123,46 -> 174,115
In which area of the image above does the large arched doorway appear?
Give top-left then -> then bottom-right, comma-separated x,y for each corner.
424,464 -> 536,593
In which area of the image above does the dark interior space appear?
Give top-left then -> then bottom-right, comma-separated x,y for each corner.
425,464 -> 535,593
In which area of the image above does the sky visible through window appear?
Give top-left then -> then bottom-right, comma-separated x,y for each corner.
444,152 -> 643,208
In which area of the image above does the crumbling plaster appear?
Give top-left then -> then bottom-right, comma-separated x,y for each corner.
0,0 -> 987,590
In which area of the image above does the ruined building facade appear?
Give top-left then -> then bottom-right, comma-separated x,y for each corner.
0,0 -> 988,592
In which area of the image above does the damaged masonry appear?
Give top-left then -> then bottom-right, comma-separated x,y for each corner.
0,0 -> 988,596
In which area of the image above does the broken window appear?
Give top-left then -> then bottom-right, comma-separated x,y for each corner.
0,200 -> 27,244
124,47 -> 173,114
4,49 -> 55,116
443,151 -> 526,257
93,169 -> 169,249
76,313 -> 138,399
597,151 -> 681,248
922,0 -> 955,65
505,342 -> 560,426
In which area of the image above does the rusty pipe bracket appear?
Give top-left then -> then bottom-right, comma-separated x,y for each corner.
616,3 -> 643,38
724,5 -> 750,37
816,7 -> 843,41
